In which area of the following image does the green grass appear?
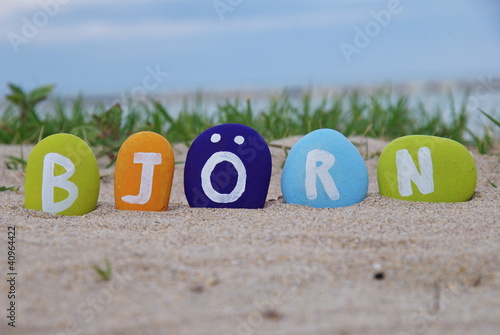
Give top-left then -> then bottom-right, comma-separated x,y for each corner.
1,83 -> 499,161
93,258 -> 113,281
4,153 -> 27,172
0,186 -> 20,192
487,179 -> 498,188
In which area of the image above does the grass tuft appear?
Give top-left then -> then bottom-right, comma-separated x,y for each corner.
0,186 -> 20,192
4,153 -> 27,172
487,179 -> 498,188
1,84 -> 499,160
93,258 -> 113,281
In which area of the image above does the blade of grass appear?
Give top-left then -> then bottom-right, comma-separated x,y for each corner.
93,258 -> 113,281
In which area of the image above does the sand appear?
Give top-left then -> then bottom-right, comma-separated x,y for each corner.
0,137 -> 499,335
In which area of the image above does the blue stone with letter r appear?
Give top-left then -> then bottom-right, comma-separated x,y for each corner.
281,129 -> 368,208
184,123 -> 272,208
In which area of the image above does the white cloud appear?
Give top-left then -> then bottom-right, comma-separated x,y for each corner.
22,9 -> 366,43
0,1 -> 373,46
0,0 -> 169,20
0,1 -> 39,19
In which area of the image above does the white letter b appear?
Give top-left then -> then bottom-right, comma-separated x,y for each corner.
42,153 -> 78,213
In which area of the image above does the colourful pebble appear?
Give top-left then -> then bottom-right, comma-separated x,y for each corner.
24,133 -> 100,215
281,129 -> 368,208
377,135 -> 477,202
114,131 -> 175,211
184,123 -> 272,208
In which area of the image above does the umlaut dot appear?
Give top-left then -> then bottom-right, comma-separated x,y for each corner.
234,135 -> 245,145
211,133 -> 221,143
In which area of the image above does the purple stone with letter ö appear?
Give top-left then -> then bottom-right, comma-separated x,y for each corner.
184,123 -> 272,208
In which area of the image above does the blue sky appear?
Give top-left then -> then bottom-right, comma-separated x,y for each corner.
1,0 -> 499,96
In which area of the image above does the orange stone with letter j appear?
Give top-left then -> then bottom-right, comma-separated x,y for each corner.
114,131 -> 175,211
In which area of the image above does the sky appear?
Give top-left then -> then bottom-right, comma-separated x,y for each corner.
1,0 -> 500,97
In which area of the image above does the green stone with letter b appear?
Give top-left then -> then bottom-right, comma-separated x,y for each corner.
24,134 -> 100,215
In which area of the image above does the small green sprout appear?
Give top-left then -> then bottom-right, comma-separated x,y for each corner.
93,258 -> 113,281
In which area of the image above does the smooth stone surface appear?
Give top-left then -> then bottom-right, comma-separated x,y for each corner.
25,133 -> 100,215
184,124 -> 272,208
115,131 -> 175,211
281,129 -> 369,208
377,135 -> 477,202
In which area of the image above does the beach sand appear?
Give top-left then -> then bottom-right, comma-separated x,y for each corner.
0,137 -> 499,335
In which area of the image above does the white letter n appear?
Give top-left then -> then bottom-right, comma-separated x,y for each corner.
122,152 -> 162,205
305,149 -> 340,201
42,153 -> 78,213
396,147 -> 434,197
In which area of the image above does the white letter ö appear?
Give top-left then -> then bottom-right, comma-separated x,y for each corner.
201,151 -> 246,203
42,153 -> 78,213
